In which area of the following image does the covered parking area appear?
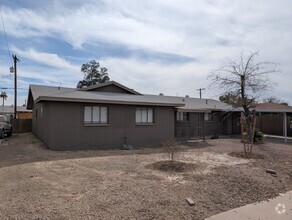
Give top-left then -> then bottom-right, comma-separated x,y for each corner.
254,103 -> 292,143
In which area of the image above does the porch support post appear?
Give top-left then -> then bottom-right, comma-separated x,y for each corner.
202,113 -> 205,141
284,112 -> 287,143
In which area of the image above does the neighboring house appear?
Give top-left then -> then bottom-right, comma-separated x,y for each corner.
27,81 -> 237,150
0,106 -> 33,121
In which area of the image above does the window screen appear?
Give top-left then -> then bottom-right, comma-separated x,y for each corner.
84,106 -> 108,124
135,108 -> 154,124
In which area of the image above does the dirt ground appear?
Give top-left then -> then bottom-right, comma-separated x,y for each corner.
0,133 -> 291,220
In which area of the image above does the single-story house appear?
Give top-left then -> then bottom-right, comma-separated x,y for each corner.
27,81 -> 238,150
0,105 -> 33,121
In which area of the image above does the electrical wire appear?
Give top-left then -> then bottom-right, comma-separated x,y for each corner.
0,87 -> 28,90
0,73 -> 13,78
0,7 -> 12,60
0,6 -> 14,82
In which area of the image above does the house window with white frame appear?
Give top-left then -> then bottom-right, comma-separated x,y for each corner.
84,106 -> 108,124
176,112 -> 189,122
135,108 -> 154,124
204,112 -> 213,121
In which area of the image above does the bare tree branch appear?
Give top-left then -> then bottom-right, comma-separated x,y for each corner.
208,51 -> 279,154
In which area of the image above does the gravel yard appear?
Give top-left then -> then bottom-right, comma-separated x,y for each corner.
0,133 -> 291,219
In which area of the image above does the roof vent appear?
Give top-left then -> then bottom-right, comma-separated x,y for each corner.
159,93 -> 164,96
185,95 -> 189,98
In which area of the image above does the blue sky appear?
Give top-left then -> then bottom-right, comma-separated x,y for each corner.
0,0 -> 292,106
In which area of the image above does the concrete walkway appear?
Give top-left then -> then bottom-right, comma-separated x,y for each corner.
264,135 -> 292,143
206,191 -> 292,220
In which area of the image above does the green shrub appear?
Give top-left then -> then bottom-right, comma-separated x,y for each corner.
254,129 -> 264,143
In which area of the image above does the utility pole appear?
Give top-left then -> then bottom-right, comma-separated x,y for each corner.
197,88 -> 205,99
12,54 -> 19,119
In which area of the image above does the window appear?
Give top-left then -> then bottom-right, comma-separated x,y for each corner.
136,108 -> 153,124
84,106 -> 108,124
176,112 -> 189,122
204,113 -> 213,121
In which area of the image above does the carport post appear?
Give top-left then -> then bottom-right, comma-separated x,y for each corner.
284,112 -> 287,143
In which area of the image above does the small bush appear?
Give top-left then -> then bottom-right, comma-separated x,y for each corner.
253,129 -> 264,143
161,139 -> 181,163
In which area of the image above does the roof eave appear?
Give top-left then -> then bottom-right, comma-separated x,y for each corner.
256,110 -> 292,113
35,96 -> 184,107
176,107 -> 238,112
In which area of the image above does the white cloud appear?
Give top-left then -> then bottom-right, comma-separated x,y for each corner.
2,1 -> 292,60
1,0 -> 292,104
101,57 -> 214,98
11,46 -> 79,72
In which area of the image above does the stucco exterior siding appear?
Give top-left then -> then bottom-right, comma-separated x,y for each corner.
36,102 -> 175,150
32,102 -> 48,144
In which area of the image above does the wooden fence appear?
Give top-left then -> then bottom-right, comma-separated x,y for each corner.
11,119 -> 32,133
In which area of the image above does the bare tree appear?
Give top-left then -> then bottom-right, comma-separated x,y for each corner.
209,51 -> 279,154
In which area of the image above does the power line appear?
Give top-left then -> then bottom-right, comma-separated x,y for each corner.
0,87 -> 28,90
0,73 -> 13,78
0,7 -> 12,61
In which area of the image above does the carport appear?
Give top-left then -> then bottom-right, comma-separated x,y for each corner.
254,103 -> 292,143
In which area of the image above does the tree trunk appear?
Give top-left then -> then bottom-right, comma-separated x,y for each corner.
241,112 -> 257,155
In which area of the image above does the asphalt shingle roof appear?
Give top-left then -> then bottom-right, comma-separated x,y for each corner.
29,84 -> 234,111
253,103 -> 292,113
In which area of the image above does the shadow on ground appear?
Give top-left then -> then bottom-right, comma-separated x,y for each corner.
1,133 -> 291,169
0,133 -> 204,169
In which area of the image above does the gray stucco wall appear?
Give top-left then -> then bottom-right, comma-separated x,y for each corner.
32,102 -> 48,144
34,101 -> 175,150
